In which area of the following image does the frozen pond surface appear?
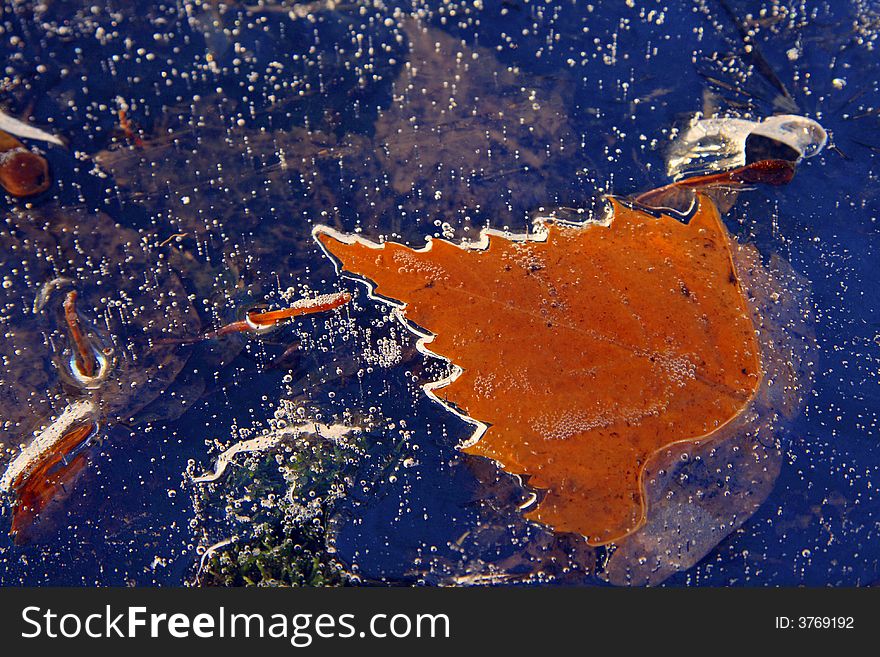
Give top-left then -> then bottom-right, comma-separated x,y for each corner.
0,0 -> 877,586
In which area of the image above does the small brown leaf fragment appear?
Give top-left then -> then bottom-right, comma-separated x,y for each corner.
0,129 -> 50,197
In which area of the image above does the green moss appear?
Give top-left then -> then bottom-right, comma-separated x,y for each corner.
199,520 -> 347,587
193,425 -> 367,587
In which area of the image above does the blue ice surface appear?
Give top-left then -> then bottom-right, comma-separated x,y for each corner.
0,0 -> 877,586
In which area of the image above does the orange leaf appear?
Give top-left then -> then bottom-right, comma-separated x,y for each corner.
316,195 -> 761,545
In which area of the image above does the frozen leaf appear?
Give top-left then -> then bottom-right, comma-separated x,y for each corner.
316,194 -> 762,544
